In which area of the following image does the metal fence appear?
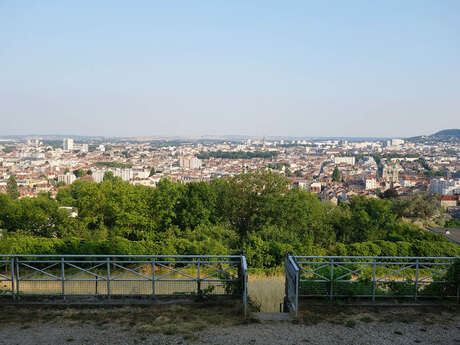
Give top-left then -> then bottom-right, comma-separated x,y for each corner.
0,254 -> 248,315
285,255 -> 459,316
284,253 -> 299,316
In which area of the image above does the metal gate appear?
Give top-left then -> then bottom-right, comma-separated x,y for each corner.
284,253 -> 299,316
284,254 -> 459,316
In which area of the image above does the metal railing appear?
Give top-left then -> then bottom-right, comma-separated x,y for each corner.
284,253 -> 299,316
285,255 -> 459,313
0,254 -> 248,315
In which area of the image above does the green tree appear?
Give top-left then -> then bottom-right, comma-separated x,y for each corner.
103,171 -> 116,182
382,188 -> 398,199
213,170 -> 290,243
7,175 -> 20,199
149,167 -> 156,176
73,169 -> 86,178
332,166 -> 341,182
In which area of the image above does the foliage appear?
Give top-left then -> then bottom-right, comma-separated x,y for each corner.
197,151 -> 278,159
73,169 -> 88,177
0,170 -> 458,268
94,161 -> 133,168
7,175 -> 20,199
332,166 -> 341,182
392,193 -> 440,219
444,219 -> 460,228
2,146 -> 15,153
382,188 -> 398,199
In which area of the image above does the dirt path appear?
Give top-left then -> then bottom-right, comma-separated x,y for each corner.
1,321 -> 459,345
0,304 -> 458,345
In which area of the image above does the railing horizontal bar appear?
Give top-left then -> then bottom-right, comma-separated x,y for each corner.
3,254 -> 241,258
18,279 -> 64,281
16,277 -> 237,281
295,256 -> 458,260
298,261 -> 453,265
15,260 -> 239,265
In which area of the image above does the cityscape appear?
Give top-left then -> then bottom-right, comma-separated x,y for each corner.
1,131 -> 459,216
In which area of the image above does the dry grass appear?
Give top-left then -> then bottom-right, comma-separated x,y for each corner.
299,305 -> 460,327
0,300 -> 249,338
1,264 -> 238,296
247,274 -> 285,312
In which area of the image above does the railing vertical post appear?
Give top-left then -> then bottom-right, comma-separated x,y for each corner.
284,254 -> 288,308
295,261 -> 299,317
10,257 -> 15,301
329,258 -> 334,302
372,258 -> 376,301
239,254 -> 248,317
152,258 -> 156,296
61,257 -> 65,299
106,258 -> 111,298
197,258 -> 201,295
414,258 -> 419,301
15,257 -> 20,299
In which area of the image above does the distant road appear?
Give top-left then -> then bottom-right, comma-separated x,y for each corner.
426,227 -> 460,245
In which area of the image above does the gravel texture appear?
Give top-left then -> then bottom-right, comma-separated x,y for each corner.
1,320 -> 459,345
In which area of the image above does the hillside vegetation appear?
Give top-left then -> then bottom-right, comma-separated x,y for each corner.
0,170 -> 458,268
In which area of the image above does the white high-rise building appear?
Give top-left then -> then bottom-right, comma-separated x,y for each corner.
57,172 -> 76,185
91,168 -> 133,183
117,168 -> 133,182
365,176 -> 377,190
92,169 -> 105,183
63,138 -> 74,151
80,144 -> 88,153
391,139 -> 404,146
430,178 -> 460,195
334,156 -> 355,165
179,156 -> 201,169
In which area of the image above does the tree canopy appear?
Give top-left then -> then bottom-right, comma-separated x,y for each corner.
7,175 -> 20,199
0,170 -> 457,268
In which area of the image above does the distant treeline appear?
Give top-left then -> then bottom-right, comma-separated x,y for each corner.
0,170 -> 458,268
197,151 -> 278,159
94,161 -> 133,168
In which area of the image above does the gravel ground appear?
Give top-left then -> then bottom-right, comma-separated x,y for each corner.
1,320 -> 459,345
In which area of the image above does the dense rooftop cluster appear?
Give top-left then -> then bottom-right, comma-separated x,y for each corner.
0,137 -> 458,213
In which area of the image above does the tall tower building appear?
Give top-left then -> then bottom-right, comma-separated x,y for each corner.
63,138 -> 74,151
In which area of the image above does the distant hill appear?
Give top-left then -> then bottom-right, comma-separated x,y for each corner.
432,129 -> 460,138
408,128 -> 460,142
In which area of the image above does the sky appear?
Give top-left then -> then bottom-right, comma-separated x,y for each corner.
1,1 -> 459,138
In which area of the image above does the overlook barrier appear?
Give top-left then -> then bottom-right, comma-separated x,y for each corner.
0,254 -> 248,315
285,254 -> 460,316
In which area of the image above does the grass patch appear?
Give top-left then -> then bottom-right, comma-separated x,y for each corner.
360,316 -> 374,323
0,298 -> 250,337
248,274 -> 284,312
298,305 -> 460,327
345,320 -> 356,328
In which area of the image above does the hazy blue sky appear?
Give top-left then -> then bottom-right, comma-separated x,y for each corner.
1,1 -> 459,138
